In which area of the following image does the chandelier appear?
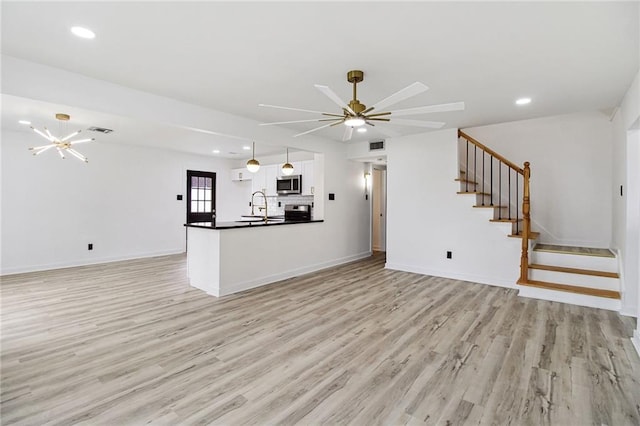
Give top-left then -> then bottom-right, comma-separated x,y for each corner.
28,113 -> 94,162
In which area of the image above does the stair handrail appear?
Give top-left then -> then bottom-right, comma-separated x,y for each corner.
458,130 -> 524,175
458,130 -> 531,284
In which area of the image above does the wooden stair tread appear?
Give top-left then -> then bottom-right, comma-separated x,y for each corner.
457,191 -> 491,196
529,263 -> 619,278
533,244 -> 615,258
473,205 -> 507,209
508,231 -> 540,239
455,178 -> 478,184
517,279 -> 620,299
490,218 -> 522,223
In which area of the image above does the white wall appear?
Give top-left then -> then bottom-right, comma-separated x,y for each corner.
386,128 -> 522,288
464,112 -> 613,247
0,129 -> 247,274
1,56 -> 371,276
612,69 -> 640,318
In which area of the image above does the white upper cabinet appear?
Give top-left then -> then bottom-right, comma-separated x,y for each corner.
265,166 -> 278,196
251,167 -> 266,194
230,168 -> 252,182
301,160 -> 314,196
242,160 -> 314,196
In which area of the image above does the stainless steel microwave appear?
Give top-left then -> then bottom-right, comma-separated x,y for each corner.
276,175 -> 301,195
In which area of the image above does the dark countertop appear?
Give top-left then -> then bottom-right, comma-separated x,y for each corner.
185,219 -> 323,230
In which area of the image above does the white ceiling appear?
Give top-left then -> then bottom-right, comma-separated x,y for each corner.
1,1 -> 638,148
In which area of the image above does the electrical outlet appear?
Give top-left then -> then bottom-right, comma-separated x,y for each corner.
446,251 -> 452,259
176,194 -> 183,200
329,193 -> 335,200
88,243 -> 93,251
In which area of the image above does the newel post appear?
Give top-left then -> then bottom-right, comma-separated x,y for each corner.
519,162 -> 531,283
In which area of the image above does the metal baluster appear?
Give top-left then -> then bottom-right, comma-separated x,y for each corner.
474,145 -> 477,194
490,156 -> 493,206
465,140 -> 469,192
508,168 -> 511,220
498,161 -> 502,219
482,151 -> 485,205
516,174 -> 519,235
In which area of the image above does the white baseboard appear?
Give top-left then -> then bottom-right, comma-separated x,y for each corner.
632,330 -> 640,358
0,248 -> 186,276
518,285 -> 621,312
219,251 -> 373,297
384,262 -> 517,289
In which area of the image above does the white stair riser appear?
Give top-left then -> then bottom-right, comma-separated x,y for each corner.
532,250 -> 617,272
529,269 -> 619,292
518,286 -> 621,312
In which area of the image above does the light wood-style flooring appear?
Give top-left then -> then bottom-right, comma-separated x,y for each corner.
1,253 -> 639,425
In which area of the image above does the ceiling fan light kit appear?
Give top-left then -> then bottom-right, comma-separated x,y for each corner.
259,69 -> 465,141
28,113 -> 94,163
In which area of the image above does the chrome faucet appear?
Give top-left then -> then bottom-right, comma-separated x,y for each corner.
251,191 -> 268,221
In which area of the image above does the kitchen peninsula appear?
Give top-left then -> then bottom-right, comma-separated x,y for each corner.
185,218 -> 324,297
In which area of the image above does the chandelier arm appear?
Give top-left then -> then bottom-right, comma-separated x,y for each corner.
67,148 -> 88,162
44,128 -> 55,141
366,118 -> 391,122
61,130 -> 81,142
29,143 -> 56,151
33,145 -> 56,156
56,147 -> 66,159
32,127 -> 54,142
67,138 -> 94,144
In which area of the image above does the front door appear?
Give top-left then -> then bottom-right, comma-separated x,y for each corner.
186,170 -> 216,223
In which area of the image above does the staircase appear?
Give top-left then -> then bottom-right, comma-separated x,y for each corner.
457,130 -> 621,311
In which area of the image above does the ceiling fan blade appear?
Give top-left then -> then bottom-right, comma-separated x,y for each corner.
260,118 -> 341,126
388,102 -> 466,117
342,126 -> 353,142
258,103 -> 342,116
373,125 -> 402,138
314,84 -> 356,115
294,122 -> 336,137
388,118 -> 445,128
368,82 -> 429,113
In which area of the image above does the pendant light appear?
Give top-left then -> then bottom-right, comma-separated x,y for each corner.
281,148 -> 294,175
246,141 -> 260,173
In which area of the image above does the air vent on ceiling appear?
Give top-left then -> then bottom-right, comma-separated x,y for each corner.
369,140 -> 385,151
87,126 -> 113,134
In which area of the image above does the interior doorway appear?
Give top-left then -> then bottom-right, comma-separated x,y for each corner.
372,166 -> 387,252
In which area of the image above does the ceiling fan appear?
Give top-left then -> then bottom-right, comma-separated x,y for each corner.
259,70 -> 464,141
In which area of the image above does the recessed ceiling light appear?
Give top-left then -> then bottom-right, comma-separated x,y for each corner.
212,149 -> 220,154
357,127 -> 367,133
242,146 -> 251,150
18,120 -> 31,125
515,97 -> 532,105
71,26 -> 96,39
